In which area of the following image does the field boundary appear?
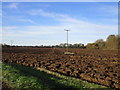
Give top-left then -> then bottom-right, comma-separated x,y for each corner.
2,61 -> 109,89
36,67 -> 111,88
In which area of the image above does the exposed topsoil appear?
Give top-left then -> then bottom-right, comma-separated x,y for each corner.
2,47 -> 120,89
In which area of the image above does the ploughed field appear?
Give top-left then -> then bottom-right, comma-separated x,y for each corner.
2,47 -> 120,88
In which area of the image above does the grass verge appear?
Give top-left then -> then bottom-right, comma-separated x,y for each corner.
1,61 -> 112,89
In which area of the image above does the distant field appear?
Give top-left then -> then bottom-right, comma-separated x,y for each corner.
2,47 -> 120,89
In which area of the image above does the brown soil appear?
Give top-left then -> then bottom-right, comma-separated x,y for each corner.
2,47 -> 120,89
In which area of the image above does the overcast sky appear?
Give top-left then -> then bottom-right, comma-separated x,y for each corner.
2,2 -> 118,46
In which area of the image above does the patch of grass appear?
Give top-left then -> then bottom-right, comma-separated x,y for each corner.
1,61 -> 111,89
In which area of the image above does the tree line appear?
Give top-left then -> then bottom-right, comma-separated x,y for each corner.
1,34 -> 120,50
86,35 -> 120,50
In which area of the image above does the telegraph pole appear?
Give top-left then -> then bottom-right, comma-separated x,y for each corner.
64,29 -> 70,52
10,40 -> 13,46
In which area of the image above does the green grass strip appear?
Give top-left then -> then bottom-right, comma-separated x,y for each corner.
1,61 -> 112,89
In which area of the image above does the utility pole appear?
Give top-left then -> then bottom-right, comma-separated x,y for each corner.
64,29 -> 70,52
10,40 -> 13,46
